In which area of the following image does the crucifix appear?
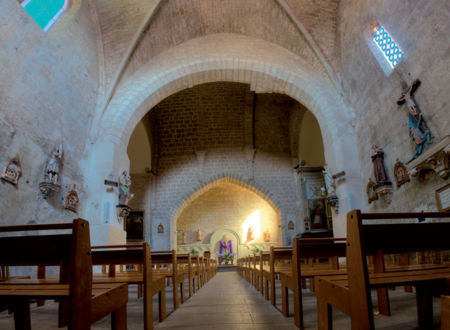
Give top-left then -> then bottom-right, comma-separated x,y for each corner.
397,79 -> 434,163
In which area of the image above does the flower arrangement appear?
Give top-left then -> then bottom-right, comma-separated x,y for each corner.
216,252 -> 235,264
190,249 -> 199,255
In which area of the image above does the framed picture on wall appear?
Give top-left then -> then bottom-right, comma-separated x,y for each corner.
126,210 -> 144,241
436,183 -> 450,212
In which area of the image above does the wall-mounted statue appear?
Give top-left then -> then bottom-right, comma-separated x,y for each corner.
40,145 -> 63,198
263,229 -> 270,242
118,170 -> 133,206
116,170 -> 134,218
397,79 -> 434,163
371,145 -> 390,185
45,144 -> 63,185
246,227 -> 254,243
1,156 -> 22,187
322,164 -> 336,196
157,223 -> 164,234
370,145 -> 392,203
196,227 -> 202,241
65,185 -> 79,213
393,159 -> 410,187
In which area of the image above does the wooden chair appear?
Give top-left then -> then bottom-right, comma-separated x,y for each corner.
315,210 -> 450,330
279,237 -> 346,329
0,219 -> 128,330
91,243 -> 166,330
176,254 -> 193,298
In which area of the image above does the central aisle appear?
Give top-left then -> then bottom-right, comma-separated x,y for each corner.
155,272 -> 297,329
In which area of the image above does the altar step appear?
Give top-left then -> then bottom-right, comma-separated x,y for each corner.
217,264 -> 237,272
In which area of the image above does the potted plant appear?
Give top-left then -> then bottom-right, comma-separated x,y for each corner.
222,253 -> 234,265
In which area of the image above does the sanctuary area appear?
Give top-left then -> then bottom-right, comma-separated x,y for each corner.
0,0 -> 449,329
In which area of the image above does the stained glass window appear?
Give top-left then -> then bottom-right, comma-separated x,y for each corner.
372,24 -> 404,69
21,0 -> 68,32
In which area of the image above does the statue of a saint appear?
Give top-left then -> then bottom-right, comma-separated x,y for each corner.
246,227 -> 254,242
45,144 -> 63,185
311,202 -> 326,229
219,236 -> 233,254
322,164 -> 336,196
118,170 -> 133,205
263,229 -> 270,242
371,145 -> 390,185
196,227 -> 202,241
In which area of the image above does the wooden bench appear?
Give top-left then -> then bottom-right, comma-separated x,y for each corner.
0,219 -> 128,330
315,210 -> 450,330
91,243 -> 166,330
151,250 -> 185,310
279,238 -> 347,329
262,246 -> 292,307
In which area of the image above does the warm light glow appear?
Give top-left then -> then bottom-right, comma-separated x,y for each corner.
242,210 -> 261,243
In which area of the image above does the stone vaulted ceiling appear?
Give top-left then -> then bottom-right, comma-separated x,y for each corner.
90,0 -> 341,102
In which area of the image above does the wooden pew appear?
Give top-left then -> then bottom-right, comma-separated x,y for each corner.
279,238 -> 347,329
176,254 -> 193,298
91,243 -> 166,329
442,295 -> 450,330
315,210 -> 450,330
260,251 -> 270,299
151,250 -> 185,310
190,255 -> 201,293
0,219 -> 128,330
262,246 -> 292,307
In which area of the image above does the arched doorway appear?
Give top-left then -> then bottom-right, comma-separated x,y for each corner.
174,178 -> 282,258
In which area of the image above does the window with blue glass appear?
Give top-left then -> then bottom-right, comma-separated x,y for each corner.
372,24 -> 404,69
21,0 -> 68,32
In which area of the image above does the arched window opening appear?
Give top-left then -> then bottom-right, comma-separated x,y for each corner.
369,23 -> 404,75
21,0 -> 68,32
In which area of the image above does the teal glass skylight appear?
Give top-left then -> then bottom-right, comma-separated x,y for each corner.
21,0 -> 68,32
372,24 -> 404,69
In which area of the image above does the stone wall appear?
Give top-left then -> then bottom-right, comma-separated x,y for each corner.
337,1 -> 450,212
0,1 -> 99,226
129,82 -> 315,250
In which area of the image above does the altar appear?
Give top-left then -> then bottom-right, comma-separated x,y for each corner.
177,228 -> 277,261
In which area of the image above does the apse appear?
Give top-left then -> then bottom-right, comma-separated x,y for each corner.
175,180 -> 281,257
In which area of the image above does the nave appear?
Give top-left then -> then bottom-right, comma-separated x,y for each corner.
0,270 -> 442,329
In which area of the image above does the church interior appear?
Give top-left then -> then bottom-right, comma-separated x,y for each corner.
1,0 -> 450,329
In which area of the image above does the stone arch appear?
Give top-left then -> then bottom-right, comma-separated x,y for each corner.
83,34 -> 365,244
171,176 -> 282,249
92,33 -> 357,171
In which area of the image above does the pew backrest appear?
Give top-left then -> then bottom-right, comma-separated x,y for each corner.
347,210 -> 450,329
0,219 -> 92,328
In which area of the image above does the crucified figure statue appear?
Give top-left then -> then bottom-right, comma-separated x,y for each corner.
397,79 -> 434,163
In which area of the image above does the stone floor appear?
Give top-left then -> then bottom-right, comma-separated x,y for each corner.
0,271 -> 443,329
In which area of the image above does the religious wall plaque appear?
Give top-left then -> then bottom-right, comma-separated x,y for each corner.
436,183 -> 450,212
1,156 -> 22,187
393,159 -> 410,187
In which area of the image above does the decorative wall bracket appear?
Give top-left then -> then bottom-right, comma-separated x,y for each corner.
406,135 -> 450,179
116,204 -> 131,218
39,182 -> 60,199
374,183 -> 393,204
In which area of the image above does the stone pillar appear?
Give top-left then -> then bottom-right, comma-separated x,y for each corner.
81,139 -> 129,245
